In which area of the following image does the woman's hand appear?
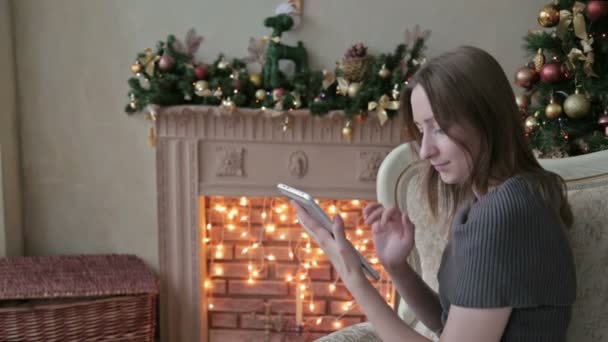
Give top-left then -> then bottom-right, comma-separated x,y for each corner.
363,203 -> 416,273
290,201 -> 366,285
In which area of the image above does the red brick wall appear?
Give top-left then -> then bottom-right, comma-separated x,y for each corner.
203,196 -> 393,341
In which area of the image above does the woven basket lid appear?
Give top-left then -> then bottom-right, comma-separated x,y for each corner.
0,254 -> 159,300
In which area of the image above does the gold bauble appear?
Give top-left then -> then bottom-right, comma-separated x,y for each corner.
515,93 -> 530,110
194,80 -> 209,96
218,59 -> 230,69
220,98 -> 236,114
524,116 -> 539,133
341,120 -> 353,139
130,61 -> 142,75
564,89 -> 591,119
129,100 -> 137,110
255,89 -> 267,101
347,83 -> 361,98
249,73 -> 262,88
378,65 -> 390,79
538,4 -> 560,27
545,98 -> 563,120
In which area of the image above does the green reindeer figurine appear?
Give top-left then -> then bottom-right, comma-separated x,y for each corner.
262,14 -> 309,89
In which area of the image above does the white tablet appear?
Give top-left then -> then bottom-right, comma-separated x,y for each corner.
277,183 -> 380,281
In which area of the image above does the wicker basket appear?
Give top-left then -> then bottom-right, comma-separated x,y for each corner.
338,56 -> 372,82
0,254 -> 158,342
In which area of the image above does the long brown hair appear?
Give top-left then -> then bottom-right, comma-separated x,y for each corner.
401,46 -> 573,227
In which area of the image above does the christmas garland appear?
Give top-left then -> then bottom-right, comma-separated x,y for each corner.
125,13 -> 430,132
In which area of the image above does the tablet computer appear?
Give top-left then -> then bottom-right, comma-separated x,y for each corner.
277,183 -> 380,281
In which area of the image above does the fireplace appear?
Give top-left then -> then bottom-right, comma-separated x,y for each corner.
155,105 -> 404,341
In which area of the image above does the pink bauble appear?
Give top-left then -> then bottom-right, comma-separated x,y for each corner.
158,54 -> 175,71
272,88 -> 286,101
587,0 -> 608,22
194,64 -> 208,80
540,63 -> 562,84
514,66 -> 538,89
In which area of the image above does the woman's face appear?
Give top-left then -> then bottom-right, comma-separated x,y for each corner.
410,85 -> 477,184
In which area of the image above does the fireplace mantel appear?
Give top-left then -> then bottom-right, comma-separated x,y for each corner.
155,105 -> 404,341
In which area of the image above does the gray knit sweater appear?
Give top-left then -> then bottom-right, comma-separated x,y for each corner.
437,175 -> 577,341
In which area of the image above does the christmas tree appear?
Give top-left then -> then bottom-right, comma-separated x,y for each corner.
516,0 -> 608,158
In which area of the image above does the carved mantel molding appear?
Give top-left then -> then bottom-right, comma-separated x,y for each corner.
155,105 -> 404,341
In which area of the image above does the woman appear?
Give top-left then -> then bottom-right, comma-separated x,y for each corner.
292,46 -> 576,341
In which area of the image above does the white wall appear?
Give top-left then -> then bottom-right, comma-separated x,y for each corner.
12,0 -> 544,270
0,0 -> 23,257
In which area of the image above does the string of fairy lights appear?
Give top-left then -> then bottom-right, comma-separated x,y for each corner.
202,196 -> 394,330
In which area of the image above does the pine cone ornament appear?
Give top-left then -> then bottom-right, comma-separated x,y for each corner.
339,43 -> 372,82
344,43 -> 368,59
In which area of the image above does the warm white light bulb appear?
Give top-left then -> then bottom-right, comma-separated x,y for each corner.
265,224 -> 276,233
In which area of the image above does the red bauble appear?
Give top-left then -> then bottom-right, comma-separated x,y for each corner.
158,54 -> 175,71
587,0 -> 608,22
514,66 -> 538,89
539,63 -> 562,84
194,64 -> 208,80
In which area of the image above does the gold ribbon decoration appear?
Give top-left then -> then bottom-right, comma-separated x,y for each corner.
138,48 -> 160,77
581,37 -> 594,54
584,52 -> 598,77
262,35 -> 281,43
322,70 -> 336,89
557,2 -> 588,40
567,48 -> 598,77
368,95 -> 399,126
337,77 -> 350,96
